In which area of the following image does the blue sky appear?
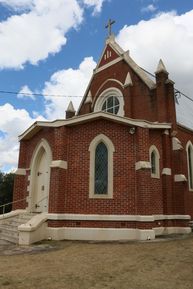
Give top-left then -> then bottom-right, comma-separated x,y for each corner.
0,0 -> 193,171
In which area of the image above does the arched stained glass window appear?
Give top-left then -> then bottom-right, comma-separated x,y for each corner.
94,142 -> 108,194
151,151 -> 156,175
187,144 -> 193,190
149,145 -> 160,178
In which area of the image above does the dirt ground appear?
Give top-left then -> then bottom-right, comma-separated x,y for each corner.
0,235 -> 193,289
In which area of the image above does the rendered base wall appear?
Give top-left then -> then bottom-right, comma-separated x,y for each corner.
46,213 -> 191,242
15,213 -> 192,245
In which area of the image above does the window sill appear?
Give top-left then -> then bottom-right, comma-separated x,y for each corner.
151,174 -> 160,179
89,194 -> 113,199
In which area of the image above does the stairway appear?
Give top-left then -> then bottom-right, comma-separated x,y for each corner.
189,221 -> 193,231
0,213 -> 36,244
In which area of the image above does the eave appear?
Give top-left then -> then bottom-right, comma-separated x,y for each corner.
19,112 -> 171,141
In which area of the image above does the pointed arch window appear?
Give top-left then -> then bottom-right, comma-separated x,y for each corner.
149,145 -> 160,178
95,142 -> 108,194
186,142 -> 193,190
151,151 -> 156,175
89,134 -> 115,198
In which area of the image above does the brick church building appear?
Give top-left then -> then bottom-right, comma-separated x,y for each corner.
12,32 -> 193,244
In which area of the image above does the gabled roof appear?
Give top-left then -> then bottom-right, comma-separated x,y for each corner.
19,111 -> 171,141
77,35 -> 155,114
95,34 -> 155,89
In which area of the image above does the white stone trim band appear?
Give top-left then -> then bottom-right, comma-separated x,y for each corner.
162,168 -> 172,175
172,137 -> 183,151
135,161 -> 151,171
14,168 -> 26,175
19,112 -> 171,141
94,56 -> 123,74
50,160 -> 68,170
174,174 -> 187,182
47,213 -> 190,222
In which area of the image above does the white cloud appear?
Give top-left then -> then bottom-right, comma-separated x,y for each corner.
0,0 -> 83,69
141,4 -> 157,13
17,85 -> 35,100
83,0 -> 106,15
116,10 -> 193,128
0,103 -> 46,170
0,0 -> 108,69
0,56 -> 96,170
0,0 -> 33,10
43,57 -> 96,119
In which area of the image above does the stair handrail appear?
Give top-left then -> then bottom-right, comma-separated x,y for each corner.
0,195 -> 48,216
29,195 -> 48,213
0,197 -> 30,216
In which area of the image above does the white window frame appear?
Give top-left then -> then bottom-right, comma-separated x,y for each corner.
89,134 -> 115,199
149,145 -> 160,179
186,141 -> 193,191
94,87 -> 124,116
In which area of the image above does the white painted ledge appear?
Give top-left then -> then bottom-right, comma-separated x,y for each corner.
18,213 -> 47,232
162,168 -> 172,175
47,213 -> 191,222
174,174 -> 187,182
135,161 -> 151,171
163,129 -> 169,135
14,168 -> 26,175
172,137 -> 183,151
154,214 -> 190,220
50,160 -> 68,170
18,213 -> 48,245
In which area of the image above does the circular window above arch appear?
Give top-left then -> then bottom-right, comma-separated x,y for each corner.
94,88 -> 124,116
102,95 -> 120,114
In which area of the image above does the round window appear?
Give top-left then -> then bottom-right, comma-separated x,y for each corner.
102,96 -> 120,115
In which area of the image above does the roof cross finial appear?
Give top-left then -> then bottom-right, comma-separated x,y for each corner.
105,18 -> 115,37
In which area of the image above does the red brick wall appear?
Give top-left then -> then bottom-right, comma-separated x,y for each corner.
98,44 -> 120,68
79,58 -> 176,128
47,219 -> 188,229
65,119 -> 137,215
14,118 -> 167,216
13,116 -> 193,225
176,125 -> 193,218
79,60 -> 160,122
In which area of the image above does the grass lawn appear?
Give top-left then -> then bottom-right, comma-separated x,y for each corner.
0,235 -> 193,289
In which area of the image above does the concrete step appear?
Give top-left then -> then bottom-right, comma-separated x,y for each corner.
0,212 -> 38,244
0,224 -> 18,232
0,232 -> 18,244
189,221 -> 193,231
6,220 -> 25,227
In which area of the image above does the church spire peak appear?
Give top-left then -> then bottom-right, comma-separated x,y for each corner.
66,101 -> 75,119
155,59 -> 168,74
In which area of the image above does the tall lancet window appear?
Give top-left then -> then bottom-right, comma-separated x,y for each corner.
151,151 -> 156,175
95,142 -> 108,194
89,134 -> 115,199
187,142 -> 193,190
149,145 -> 160,178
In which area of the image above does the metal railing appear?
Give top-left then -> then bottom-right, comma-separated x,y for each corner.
0,197 -> 28,216
29,196 -> 48,213
0,195 -> 48,216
